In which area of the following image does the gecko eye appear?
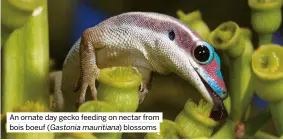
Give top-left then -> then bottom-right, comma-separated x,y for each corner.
193,41 -> 214,64
168,30 -> 175,40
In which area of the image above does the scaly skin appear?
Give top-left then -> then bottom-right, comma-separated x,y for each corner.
55,12 -> 228,120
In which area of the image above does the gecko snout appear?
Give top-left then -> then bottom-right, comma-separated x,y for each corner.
199,75 -> 228,121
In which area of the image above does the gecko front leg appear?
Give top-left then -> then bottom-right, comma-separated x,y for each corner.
73,31 -> 100,108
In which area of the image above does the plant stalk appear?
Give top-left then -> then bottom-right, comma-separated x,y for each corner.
255,131 -> 279,139
211,119 -> 236,138
2,0 -> 49,113
258,34 -> 274,47
244,108 -> 272,135
270,100 -> 283,135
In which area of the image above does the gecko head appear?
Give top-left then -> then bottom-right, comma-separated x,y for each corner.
147,13 -> 228,121
143,13 -> 229,121
188,40 -> 229,121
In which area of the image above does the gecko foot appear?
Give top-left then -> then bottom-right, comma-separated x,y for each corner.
138,82 -> 148,104
74,68 -> 99,108
131,67 -> 151,104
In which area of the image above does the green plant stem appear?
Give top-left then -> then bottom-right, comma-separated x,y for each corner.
244,109 -> 271,135
255,131 -> 278,139
211,119 -> 236,138
97,67 -> 142,112
243,105 -> 252,121
3,23 -> 25,113
1,26 -> 13,47
24,2 -> 49,107
229,38 -> 254,121
270,100 -> 283,135
258,34 -> 273,46
242,134 -> 257,139
236,37 -> 255,120
2,0 -> 49,113
174,99 -> 219,138
221,52 -> 230,68
223,95 -> 231,115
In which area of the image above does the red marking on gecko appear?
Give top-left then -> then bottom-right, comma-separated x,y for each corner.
203,59 -> 226,91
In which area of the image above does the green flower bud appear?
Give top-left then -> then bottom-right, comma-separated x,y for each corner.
175,99 -> 219,138
248,0 -> 283,45
177,10 -> 210,41
97,67 -> 142,112
252,44 -> 283,135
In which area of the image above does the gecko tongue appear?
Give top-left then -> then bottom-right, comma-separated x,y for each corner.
209,99 -> 228,121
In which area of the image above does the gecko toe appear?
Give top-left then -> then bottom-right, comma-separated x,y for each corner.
76,98 -> 85,108
138,81 -> 149,104
73,78 -> 82,92
139,97 -> 145,104
138,88 -> 148,104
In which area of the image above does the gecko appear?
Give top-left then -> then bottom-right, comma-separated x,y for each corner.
54,12 -> 228,121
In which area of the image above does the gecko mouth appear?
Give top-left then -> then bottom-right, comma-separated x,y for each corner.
199,76 -> 228,121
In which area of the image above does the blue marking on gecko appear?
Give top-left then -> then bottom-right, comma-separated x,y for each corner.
214,52 -> 223,80
216,69 -> 223,80
214,52 -> 221,67
200,69 -> 224,98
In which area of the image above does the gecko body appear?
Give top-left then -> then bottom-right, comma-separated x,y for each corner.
58,12 -> 228,120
